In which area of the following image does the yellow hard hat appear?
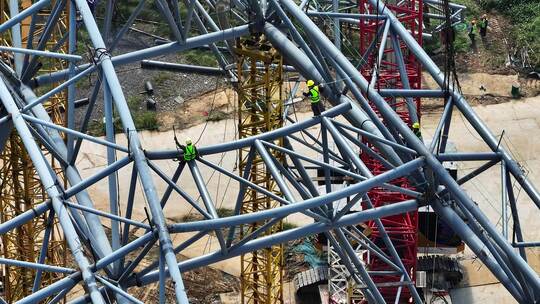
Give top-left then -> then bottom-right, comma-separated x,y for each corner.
186,138 -> 192,145
306,80 -> 315,87
412,122 -> 420,129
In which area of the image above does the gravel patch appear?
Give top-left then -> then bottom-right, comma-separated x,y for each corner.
72,23 -> 228,132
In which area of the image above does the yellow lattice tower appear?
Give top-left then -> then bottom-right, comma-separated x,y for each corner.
235,34 -> 284,304
0,1 -> 68,301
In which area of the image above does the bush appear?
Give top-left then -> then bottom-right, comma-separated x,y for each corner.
87,95 -> 159,136
453,0 -> 481,17
453,31 -> 471,53
216,207 -> 234,218
479,0 -> 540,68
283,222 -> 298,230
183,50 -> 218,67
516,15 -> 540,68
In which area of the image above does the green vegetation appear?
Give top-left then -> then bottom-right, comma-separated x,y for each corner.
216,207 -> 234,218
454,0 -> 481,17
153,71 -> 173,86
453,0 -> 481,53
283,222 -> 298,231
480,0 -> 540,68
124,95 -> 159,131
206,109 -> 229,122
183,50 -> 218,67
88,94 -> 159,136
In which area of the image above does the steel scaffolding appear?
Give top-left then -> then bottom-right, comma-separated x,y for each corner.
359,0 -> 423,302
0,1 -> 67,301
236,34 -> 284,304
0,0 -> 539,303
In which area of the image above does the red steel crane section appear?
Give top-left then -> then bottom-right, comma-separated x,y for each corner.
358,0 -> 423,302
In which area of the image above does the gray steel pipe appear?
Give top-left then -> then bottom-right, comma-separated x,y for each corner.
73,0 -> 189,302
141,60 -> 226,75
0,78 -> 106,304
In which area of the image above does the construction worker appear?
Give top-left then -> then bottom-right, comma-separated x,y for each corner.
479,14 -> 489,45
303,80 -> 325,116
468,19 -> 478,51
182,138 -> 198,162
412,122 -> 422,140
479,15 -> 488,37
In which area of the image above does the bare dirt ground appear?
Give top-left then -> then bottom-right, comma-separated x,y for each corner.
157,83 -> 314,131
454,13 -> 512,75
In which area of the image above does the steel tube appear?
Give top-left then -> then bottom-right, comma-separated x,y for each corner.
146,102 -> 351,158
16,274 -> 81,304
283,0 -> 540,295
187,161 -> 227,252
141,60 -> 225,75
64,202 -> 151,230
0,78 -> 106,304
0,0 -> 50,33
307,11 -> 386,19
265,21 -> 403,155
33,25 -> 250,87
170,158 -> 423,232
137,199 -> 419,285
0,45 -> 82,61
334,229 -> 386,303
73,1 -> 189,301
0,201 -> 50,234
0,257 -> 75,274
371,0 -> 540,210
435,152 -> 501,161
21,113 -> 129,152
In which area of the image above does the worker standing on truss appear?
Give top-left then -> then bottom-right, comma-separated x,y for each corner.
412,122 -> 423,140
174,137 -> 199,162
303,79 -> 325,116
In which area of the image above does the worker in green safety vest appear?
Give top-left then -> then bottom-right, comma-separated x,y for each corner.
182,138 -> 198,161
468,19 -> 478,52
412,122 -> 423,141
303,79 -> 325,116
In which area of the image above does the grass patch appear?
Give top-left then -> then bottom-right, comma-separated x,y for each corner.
179,213 -> 203,222
453,0 -> 482,17
206,109 -> 229,122
125,95 -> 159,131
283,222 -> 298,231
153,72 -> 173,86
183,50 -> 218,67
88,119 -> 106,136
480,0 -> 540,68
87,95 -> 159,136
216,207 -> 234,218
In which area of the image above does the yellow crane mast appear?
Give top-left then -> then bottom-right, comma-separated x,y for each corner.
0,1 -> 68,301
235,34 -> 284,304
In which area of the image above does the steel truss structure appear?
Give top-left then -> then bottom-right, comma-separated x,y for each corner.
358,0 -> 421,301
235,36 -> 284,304
0,1 -> 67,301
0,0 -> 538,304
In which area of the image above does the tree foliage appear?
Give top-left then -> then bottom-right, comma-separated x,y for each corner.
481,0 -> 540,69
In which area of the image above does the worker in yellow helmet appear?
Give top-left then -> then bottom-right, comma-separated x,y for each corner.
182,138 -> 198,162
303,79 -> 325,116
412,122 -> 422,140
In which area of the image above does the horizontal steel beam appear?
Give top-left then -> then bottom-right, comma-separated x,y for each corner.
33,25 -> 250,87
137,199 -> 419,285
